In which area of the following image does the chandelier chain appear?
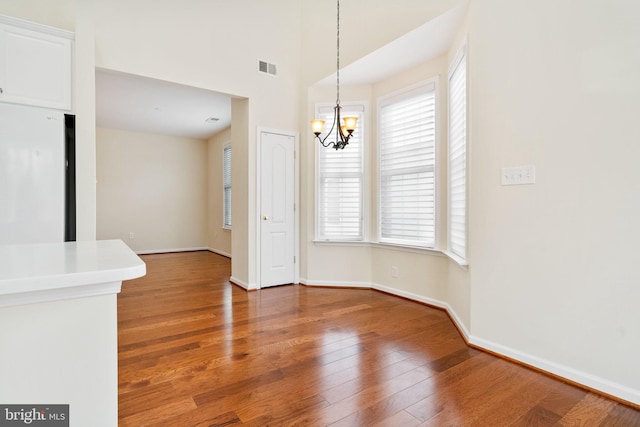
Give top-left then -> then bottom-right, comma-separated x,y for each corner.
311,0 -> 356,150
336,0 -> 340,105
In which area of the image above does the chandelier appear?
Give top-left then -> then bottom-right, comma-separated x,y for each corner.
310,0 -> 358,150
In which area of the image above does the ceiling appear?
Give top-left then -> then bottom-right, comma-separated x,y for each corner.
94,2 -> 467,140
95,70 -> 232,140
316,2 -> 467,87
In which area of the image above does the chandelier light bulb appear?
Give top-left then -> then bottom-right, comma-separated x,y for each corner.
311,119 -> 325,136
343,116 -> 358,133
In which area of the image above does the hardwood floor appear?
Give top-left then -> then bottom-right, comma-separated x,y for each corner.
118,251 -> 639,426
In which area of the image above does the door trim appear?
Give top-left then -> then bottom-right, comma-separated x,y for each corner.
256,127 -> 299,289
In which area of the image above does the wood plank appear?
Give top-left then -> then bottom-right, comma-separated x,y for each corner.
513,406 -> 562,426
370,410 -> 422,427
117,251 -> 639,425
556,393 -> 616,426
600,402 -> 640,426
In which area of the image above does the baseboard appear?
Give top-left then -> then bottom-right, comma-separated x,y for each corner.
300,278 -> 469,343
469,336 -> 640,407
299,278 -> 371,288
229,276 -> 258,291
135,247 -> 208,255
301,277 -> 639,407
371,282 -> 471,343
207,247 -> 231,258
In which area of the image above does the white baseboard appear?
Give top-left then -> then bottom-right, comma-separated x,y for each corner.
134,247 -> 231,258
301,277 -> 639,406
230,276 -> 258,291
299,278 -> 371,288
135,246 -> 208,255
207,247 -> 231,258
469,336 -> 640,406
372,282 -> 470,342
299,278 -> 469,341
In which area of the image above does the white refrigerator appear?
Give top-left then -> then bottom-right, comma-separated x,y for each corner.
0,102 -> 75,245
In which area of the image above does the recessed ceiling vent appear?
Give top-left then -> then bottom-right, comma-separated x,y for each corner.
205,117 -> 220,123
258,60 -> 277,76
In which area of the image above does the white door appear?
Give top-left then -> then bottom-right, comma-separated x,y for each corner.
260,131 -> 295,288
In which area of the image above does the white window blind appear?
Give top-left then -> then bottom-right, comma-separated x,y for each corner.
448,49 -> 467,260
378,83 -> 436,247
316,105 -> 364,241
223,145 -> 232,228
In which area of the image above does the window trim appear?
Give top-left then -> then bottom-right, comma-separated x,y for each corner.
376,77 -> 439,249
222,143 -> 232,230
314,101 -> 367,242
447,45 -> 468,264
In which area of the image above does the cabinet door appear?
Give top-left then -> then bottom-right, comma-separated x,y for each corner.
0,23 -> 72,110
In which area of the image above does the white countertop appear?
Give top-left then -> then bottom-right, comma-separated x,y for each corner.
0,239 -> 146,307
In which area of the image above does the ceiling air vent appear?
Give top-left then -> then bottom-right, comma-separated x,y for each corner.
258,60 -> 277,76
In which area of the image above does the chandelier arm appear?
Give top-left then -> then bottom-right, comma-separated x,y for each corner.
315,105 -> 339,148
316,136 -> 337,149
314,104 -> 353,150
336,104 -> 345,145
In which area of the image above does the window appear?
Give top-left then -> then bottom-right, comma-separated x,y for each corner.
316,104 -> 365,241
448,47 -> 467,261
378,80 -> 437,248
223,144 -> 232,228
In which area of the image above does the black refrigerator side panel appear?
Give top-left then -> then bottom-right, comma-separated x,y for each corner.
64,114 -> 76,242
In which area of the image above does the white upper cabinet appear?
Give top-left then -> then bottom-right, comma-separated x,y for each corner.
0,16 -> 73,111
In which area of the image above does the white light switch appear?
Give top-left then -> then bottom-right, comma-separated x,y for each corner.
501,165 -> 536,186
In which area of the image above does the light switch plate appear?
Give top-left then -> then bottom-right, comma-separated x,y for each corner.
501,165 -> 536,185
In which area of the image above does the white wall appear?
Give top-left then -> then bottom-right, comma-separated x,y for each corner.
466,0 -> 640,402
96,127 -> 208,253
230,98 -> 251,287
73,1 -> 97,241
0,0 -> 74,31
207,127 -> 232,257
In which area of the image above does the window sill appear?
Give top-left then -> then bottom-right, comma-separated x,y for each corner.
313,240 -> 445,258
222,226 -> 232,231
442,250 -> 469,269
312,240 -> 469,269
312,239 -> 369,247
371,242 -> 444,256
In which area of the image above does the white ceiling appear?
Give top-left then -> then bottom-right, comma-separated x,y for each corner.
95,70 -> 232,140
94,2 -> 467,140
316,2 -> 468,87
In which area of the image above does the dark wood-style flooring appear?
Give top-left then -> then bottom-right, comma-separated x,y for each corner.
117,251 -> 639,426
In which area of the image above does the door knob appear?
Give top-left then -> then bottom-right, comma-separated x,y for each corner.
263,215 -> 269,220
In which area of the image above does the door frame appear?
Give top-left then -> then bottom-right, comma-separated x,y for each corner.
256,127 -> 299,289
